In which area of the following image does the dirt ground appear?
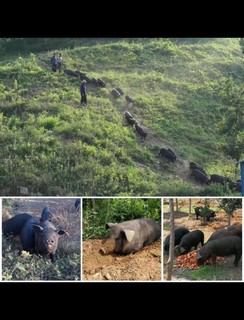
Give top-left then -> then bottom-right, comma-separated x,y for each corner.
163,199 -> 242,281
2,198 -> 79,219
83,239 -> 161,281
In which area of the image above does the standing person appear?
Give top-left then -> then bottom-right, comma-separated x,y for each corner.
57,53 -> 63,73
51,53 -> 58,72
80,80 -> 87,105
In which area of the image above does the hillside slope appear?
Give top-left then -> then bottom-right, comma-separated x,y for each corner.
0,38 -> 243,196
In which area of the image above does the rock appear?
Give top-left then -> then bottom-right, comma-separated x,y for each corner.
104,273 -> 112,280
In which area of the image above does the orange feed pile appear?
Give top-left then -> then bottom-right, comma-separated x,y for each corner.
176,250 -> 224,269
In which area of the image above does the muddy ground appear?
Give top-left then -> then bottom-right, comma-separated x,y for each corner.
163,200 -> 242,281
83,239 -> 161,281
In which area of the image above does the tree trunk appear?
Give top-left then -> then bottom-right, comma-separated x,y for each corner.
175,198 -> 179,212
189,199 -> 192,216
166,199 -> 174,281
228,212 -> 232,226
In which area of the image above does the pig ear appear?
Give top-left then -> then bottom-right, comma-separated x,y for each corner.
33,225 -> 43,234
122,229 -> 135,243
106,223 -> 116,229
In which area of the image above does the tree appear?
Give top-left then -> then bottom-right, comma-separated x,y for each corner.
219,78 -> 244,172
189,198 -> 192,216
175,198 -> 179,212
165,199 -> 174,281
217,198 -> 242,225
198,199 -> 211,224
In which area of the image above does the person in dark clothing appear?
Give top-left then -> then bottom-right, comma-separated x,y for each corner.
51,53 -> 58,72
57,53 -> 63,73
80,80 -> 87,105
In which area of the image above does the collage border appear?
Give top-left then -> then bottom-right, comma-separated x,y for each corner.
0,196 -> 243,283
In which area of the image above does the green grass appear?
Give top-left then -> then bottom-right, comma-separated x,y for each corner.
179,265 -> 233,281
0,38 -> 243,196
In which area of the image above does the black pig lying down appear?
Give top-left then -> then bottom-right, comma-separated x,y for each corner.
196,236 -> 242,267
2,213 -> 33,237
3,212 -> 66,262
33,221 -> 66,262
105,218 -> 161,255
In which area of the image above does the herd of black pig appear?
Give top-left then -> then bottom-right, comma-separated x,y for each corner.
164,224 -> 242,267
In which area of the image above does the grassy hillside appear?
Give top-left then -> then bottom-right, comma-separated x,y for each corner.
0,38 -> 243,196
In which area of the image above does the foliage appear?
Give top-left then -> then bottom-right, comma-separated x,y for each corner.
217,198 -> 242,225
218,77 -> 244,164
82,198 -> 161,240
2,249 -> 80,281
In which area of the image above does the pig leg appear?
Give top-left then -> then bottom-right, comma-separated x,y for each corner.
234,253 -> 241,267
50,253 -> 56,263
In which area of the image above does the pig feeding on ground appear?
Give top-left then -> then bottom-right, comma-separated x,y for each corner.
196,236 -> 242,267
164,227 -> 190,253
175,230 -> 204,256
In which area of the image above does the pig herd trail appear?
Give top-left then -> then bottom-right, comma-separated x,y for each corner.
82,239 -> 161,281
163,206 -> 242,281
118,102 -> 203,190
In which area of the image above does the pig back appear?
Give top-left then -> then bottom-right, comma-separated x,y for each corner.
20,216 -> 40,252
3,213 -> 33,237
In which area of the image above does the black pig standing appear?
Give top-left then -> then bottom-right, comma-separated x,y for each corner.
164,227 -> 190,253
175,230 -> 204,256
196,236 -> 242,267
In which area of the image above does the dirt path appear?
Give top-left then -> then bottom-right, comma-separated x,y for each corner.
83,239 -> 161,281
163,202 -> 242,281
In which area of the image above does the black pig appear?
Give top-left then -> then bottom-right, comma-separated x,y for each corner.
195,207 -> 216,221
196,236 -> 242,267
105,218 -> 161,255
20,216 -> 40,253
2,213 -> 33,237
175,230 -> 204,256
206,225 -> 242,243
33,220 -> 66,262
164,227 -> 190,253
